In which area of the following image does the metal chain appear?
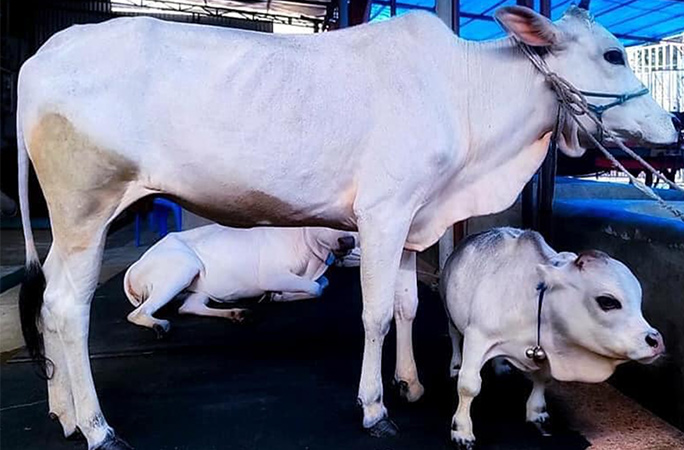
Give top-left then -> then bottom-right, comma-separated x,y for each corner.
518,43 -> 684,222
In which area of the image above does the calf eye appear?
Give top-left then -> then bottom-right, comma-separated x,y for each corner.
596,296 -> 622,311
604,50 -> 625,66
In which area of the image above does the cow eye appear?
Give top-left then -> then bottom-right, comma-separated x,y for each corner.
596,296 -> 622,311
604,50 -> 625,66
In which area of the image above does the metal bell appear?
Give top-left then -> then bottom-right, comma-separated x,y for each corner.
533,347 -> 547,361
525,347 -> 536,359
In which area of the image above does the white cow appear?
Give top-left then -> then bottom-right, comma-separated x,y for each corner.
440,228 -> 665,449
123,225 -> 357,334
16,4 -> 678,449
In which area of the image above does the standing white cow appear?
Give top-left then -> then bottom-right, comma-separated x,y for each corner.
440,228 -> 665,449
124,225 -> 357,334
16,4 -> 678,449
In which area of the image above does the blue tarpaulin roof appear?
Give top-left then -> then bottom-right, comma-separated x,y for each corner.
370,0 -> 684,46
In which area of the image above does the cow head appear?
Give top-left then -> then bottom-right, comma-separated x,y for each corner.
495,5 -> 679,156
536,250 -> 664,383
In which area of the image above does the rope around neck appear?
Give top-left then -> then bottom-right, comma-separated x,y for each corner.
517,43 -> 684,222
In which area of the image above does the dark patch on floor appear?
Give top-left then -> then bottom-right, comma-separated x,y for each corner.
1,267 -> 589,450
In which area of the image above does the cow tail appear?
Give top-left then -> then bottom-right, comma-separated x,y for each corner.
17,107 -> 51,378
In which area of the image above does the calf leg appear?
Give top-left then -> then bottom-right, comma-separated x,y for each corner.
451,330 -> 488,450
393,251 -> 424,403
448,321 -> 463,379
356,214 -> 410,437
126,256 -> 200,334
260,273 -> 324,298
526,370 -> 552,436
178,292 -> 248,322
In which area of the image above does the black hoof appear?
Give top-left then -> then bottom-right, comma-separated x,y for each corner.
531,416 -> 553,437
152,324 -> 168,340
392,379 -> 410,398
93,431 -> 133,450
66,427 -> 84,441
451,437 -> 476,450
366,417 -> 399,438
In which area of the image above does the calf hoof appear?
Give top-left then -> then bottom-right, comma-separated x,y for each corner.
366,417 -> 399,438
94,430 -> 134,450
451,436 -> 476,450
392,378 -> 425,403
530,414 -> 553,437
152,323 -> 170,340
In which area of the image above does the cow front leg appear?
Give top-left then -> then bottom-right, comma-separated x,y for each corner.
356,216 -> 409,438
44,242 -> 132,450
451,330 -> 488,450
526,370 -> 552,436
393,251 -> 424,403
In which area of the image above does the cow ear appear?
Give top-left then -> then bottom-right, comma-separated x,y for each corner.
495,6 -> 561,47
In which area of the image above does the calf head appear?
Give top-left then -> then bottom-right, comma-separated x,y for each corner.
536,250 -> 664,383
495,5 -> 679,156
305,228 -> 358,263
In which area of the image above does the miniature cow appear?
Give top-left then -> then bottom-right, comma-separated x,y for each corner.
124,225 -> 357,334
440,228 -> 665,449
17,3 -> 678,448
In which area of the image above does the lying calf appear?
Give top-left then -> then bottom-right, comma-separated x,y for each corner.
441,228 -> 664,449
124,224 -> 357,334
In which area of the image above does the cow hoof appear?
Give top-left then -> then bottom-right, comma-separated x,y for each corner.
366,417 -> 399,438
451,436 -> 476,450
93,430 -> 134,450
65,427 -> 84,441
530,415 -> 553,437
49,411 -> 79,439
393,378 -> 425,403
153,323 -> 170,339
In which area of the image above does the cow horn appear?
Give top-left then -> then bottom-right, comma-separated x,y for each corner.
578,0 -> 590,10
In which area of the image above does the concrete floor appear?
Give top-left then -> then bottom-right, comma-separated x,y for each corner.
1,219 -> 684,449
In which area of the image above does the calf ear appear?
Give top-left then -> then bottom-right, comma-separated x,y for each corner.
495,6 -> 562,47
535,253 -> 576,287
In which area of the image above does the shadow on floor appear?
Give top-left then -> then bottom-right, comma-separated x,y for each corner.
0,268 -> 589,450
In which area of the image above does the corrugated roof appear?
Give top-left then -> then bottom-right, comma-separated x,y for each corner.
371,0 -> 684,46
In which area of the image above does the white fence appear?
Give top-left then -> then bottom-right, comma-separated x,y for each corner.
627,35 -> 684,113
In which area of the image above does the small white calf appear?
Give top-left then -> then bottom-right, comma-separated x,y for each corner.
440,228 -> 664,449
123,225 -> 357,334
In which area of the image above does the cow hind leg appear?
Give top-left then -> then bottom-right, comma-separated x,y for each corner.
392,251 -> 424,403
22,113 -> 143,449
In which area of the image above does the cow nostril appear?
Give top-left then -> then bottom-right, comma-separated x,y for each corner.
645,333 -> 659,348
